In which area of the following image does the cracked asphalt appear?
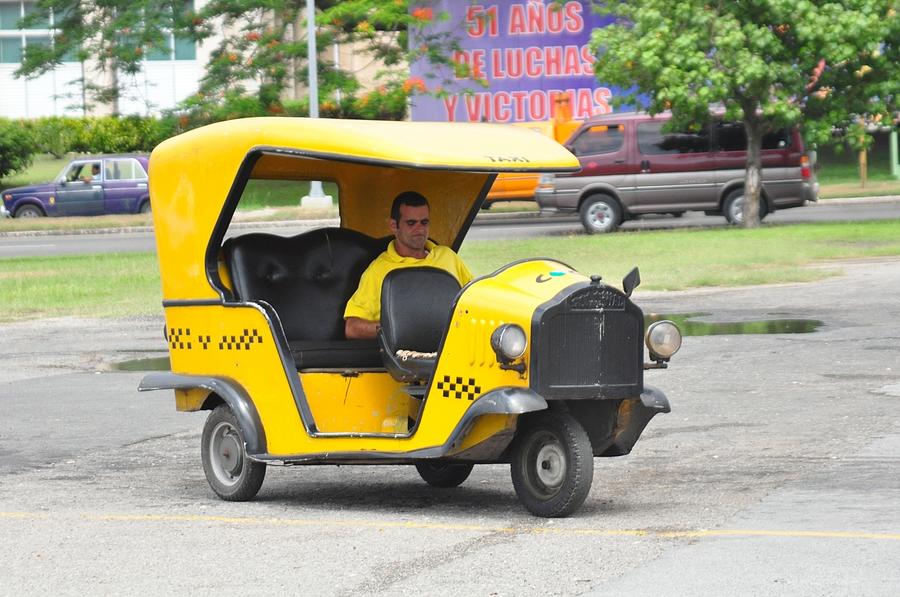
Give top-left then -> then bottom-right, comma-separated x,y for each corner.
1,258 -> 899,596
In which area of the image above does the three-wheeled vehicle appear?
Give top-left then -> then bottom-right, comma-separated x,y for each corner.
139,117 -> 682,517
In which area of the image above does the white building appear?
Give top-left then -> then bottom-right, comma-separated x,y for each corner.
0,0 -> 209,117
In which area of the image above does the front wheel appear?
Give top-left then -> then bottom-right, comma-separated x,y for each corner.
139,200 -> 151,214
579,195 -> 621,234
201,405 -> 266,501
510,412 -> 593,517
415,462 -> 474,488
14,204 -> 44,218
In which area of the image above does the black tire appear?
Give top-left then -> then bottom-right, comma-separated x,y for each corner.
201,405 -> 266,501
139,200 -> 151,214
480,201 -> 493,210
14,204 -> 44,218
579,194 -> 621,234
510,412 -> 593,517
723,189 -> 767,225
415,462 -> 474,488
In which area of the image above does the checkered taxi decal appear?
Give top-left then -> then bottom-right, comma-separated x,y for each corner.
168,328 -> 263,351
437,376 -> 482,401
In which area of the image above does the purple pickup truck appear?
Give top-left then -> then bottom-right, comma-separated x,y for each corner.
1,155 -> 150,218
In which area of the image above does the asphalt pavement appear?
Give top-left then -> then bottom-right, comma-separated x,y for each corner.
1,257 -> 899,595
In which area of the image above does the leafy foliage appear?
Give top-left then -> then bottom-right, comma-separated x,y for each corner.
20,117 -> 178,156
589,0 -> 898,226
0,119 -> 38,179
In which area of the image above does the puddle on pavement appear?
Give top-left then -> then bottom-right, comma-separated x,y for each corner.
113,356 -> 170,371
646,313 -> 823,336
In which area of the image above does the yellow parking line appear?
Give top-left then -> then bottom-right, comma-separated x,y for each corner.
0,512 -> 49,520
3,511 -> 899,541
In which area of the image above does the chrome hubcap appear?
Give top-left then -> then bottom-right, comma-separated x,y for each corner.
535,442 -> 566,489
586,203 -> 613,230
729,195 -> 745,223
210,422 -> 243,486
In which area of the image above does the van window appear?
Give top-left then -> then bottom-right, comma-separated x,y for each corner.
638,122 -> 710,155
715,122 -> 790,151
569,125 -> 624,156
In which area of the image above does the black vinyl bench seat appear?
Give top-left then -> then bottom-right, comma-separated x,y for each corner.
222,228 -> 388,370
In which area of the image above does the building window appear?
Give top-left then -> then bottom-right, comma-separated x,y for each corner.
0,36 -> 20,62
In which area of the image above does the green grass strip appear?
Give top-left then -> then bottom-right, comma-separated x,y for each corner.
1,220 -> 899,321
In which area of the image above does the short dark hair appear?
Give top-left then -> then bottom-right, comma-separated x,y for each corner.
390,191 -> 429,222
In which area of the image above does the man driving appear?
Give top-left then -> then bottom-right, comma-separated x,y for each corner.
344,191 -> 473,339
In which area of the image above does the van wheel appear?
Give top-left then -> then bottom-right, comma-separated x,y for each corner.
201,405 -> 266,501
510,412 -> 593,517
415,462 -> 474,488
579,195 -> 621,234
14,204 -> 44,218
724,189 -> 768,225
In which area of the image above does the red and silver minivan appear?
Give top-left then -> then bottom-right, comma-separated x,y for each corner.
535,112 -> 818,233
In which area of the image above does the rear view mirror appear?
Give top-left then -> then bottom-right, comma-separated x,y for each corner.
623,267 -> 641,297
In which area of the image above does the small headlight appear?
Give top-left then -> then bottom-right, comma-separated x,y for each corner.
491,323 -> 527,361
645,320 -> 682,360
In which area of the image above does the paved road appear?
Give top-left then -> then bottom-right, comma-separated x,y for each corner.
1,199 -> 899,258
1,258 -> 899,594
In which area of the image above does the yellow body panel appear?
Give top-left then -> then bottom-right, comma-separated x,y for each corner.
300,371 -> 416,434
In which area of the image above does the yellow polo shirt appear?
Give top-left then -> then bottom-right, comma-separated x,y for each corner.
344,240 -> 473,322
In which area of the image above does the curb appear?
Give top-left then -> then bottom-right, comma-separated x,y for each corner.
1,195 -> 897,238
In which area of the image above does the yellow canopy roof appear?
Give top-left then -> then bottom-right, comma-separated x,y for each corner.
149,117 -> 579,301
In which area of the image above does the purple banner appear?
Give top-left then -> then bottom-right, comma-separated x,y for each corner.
409,0 -> 621,123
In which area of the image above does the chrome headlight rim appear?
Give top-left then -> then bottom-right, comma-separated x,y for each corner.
491,323 -> 527,361
645,320 -> 682,361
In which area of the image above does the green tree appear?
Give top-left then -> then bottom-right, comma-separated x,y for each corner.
589,0 -> 899,227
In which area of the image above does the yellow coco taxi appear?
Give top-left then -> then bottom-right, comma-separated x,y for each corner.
139,117 -> 681,517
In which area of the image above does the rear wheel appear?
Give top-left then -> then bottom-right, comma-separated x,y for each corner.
201,405 -> 266,501
579,194 -> 621,234
723,189 -> 767,225
415,462 -> 474,488
14,204 -> 43,218
510,412 -> 593,517
139,200 -> 151,214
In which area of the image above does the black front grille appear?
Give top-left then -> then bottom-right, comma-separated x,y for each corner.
531,283 -> 643,399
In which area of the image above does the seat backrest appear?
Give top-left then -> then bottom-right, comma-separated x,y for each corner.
380,267 -> 461,353
223,228 -> 385,341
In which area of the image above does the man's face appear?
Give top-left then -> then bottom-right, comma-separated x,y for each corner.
390,203 -> 430,255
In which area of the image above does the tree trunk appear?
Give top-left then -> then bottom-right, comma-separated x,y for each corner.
742,117 -> 764,228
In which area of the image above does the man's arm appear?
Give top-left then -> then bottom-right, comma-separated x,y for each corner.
345,317 -> 379,340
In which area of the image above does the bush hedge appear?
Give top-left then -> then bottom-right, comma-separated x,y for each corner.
0,118 -> 39,179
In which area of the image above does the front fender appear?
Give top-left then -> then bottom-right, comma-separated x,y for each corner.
600,385 -> 670,457
139,372 -> 267,455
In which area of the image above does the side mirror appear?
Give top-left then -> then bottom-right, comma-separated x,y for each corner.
622,267 -> 641,297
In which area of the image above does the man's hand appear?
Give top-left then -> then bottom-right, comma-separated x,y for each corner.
345,317 -> 379,339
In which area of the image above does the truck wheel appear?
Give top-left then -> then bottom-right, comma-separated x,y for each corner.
415,462 -> 474,488
723,189 -> 767,225
201,405 -> 266,501
14,204 -> 44,218
510,412 -> 593,517
579,195 -> 621,234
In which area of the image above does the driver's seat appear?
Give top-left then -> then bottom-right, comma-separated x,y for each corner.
378,267 -> 461,384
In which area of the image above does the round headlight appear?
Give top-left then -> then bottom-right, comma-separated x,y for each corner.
645,320 -> 682,360
491,324 -> 527,361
